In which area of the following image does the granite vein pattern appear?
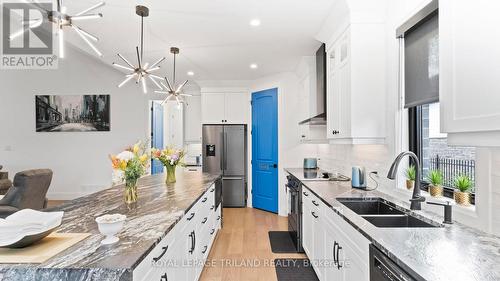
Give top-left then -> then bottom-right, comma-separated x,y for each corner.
285,168 -> 500,281
0,170 -> 221,281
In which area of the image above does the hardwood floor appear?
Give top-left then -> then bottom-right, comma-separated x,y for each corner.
199,208 -> 305,281
47,200 -> 67,208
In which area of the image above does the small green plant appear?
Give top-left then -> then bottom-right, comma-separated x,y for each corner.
454,175 -> 472,193
405,165 -> 416,181
426,170 -> 443,186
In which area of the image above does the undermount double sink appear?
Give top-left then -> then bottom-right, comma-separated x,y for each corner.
337,197 -> 442,228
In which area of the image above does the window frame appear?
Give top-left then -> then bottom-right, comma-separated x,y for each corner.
408,105 -> 476,205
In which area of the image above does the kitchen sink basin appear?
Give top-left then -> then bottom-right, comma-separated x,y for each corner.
336,198 -> 405,215
337,197 -> 442,228
362,215 -> 440,228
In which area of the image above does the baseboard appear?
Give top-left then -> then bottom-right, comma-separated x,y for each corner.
47,191 -> 90,200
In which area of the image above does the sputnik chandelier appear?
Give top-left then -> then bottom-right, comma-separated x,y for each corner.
10,0 -> 105,58
155,47 -> 191,106
112,5 -> 165,94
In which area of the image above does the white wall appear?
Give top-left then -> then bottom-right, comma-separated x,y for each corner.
0,45 -> 150,199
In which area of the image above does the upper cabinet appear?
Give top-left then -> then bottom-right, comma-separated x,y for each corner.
201,92 -> 250,124
326,24 -> 386,144
440,0 -> 500,146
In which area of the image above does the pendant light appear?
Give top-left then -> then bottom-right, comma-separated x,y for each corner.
155,47 -> 191,106
112,5 -> 165,94
9,0 -> 104,58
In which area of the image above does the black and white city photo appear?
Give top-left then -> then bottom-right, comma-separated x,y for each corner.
35,95 -> 110,132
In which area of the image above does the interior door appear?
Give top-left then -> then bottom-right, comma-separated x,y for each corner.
251,88 -> 278,213
151,102 -> 164,175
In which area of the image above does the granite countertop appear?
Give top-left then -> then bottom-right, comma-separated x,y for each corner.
285,168 -> 500,281
0,170 -> 221,281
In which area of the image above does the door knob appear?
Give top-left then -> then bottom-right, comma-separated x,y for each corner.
273,164 -> 278,168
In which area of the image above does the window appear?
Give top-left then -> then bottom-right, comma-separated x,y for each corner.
409,102 -> 476,204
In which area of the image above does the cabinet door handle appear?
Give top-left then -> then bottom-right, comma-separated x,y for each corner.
336,244 -> 343,270
160,273 -> 168,281
311,211 -> 318,219
312,200 -> 319,206
210,228 -> 215,235
189,231 -> 196,254
333,241 -> 338,265
202,197 -> 208,203
210,205 -> 215,210
202,245 -> 208,254
303,192 -> 309,197
217,215 -> 221,221
153,245 -> 169,262
210,188 -> 215,193
187,212 -> 195,221
202,217 -> 208,224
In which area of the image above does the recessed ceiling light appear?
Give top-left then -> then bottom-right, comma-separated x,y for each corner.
250,19 -> 261,26
250,63 -> 258,69
187,71 -> 194,76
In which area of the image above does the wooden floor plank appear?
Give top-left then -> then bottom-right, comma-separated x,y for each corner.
199,208 -> 306,281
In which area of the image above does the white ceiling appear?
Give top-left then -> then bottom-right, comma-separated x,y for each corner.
65,0 -> 336,83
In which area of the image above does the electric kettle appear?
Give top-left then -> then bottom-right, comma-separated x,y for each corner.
351,166 -> 367,189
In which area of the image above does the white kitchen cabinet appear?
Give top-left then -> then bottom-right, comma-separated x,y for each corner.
439,0 -> 500,146
201,93 -> 225,124
133,185 -> 221,281
201,92 -> 249,124
326,24 -> 386,144
184,95 -> 202,143
302,186 -> 370,281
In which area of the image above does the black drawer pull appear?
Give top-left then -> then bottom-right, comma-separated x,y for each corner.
303,192 -> 309,196
210,228 -> 215,235
312,200 -> 319,206
160,273 -> 168,281
210,205 -> 215,210
311,211 -> 318,218
210,188 -> 215,193
202,217 -> 208,224
188,231 -> 196,254
187,212 -> 195,221
202,197 -> 208,203
333,241 -> 338,265
202,245 -> 208,254
336,244 -> 343,270
217,216 -> 221,221
153,245 -> 169,262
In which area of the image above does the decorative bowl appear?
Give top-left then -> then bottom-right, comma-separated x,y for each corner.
0,209 -> 64,248
95,214 -> 126,245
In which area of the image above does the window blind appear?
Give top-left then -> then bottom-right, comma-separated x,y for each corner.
404,12 -> 439,108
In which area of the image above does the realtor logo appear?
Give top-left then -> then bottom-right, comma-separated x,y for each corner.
1,1 -> 58,69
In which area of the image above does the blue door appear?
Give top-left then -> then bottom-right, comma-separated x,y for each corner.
151,102 -> 164,175
252,88 -> 278,213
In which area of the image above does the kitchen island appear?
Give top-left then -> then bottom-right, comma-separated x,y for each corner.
0,170 -> 222,281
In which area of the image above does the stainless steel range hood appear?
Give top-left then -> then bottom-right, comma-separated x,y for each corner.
299,43 -> 327,126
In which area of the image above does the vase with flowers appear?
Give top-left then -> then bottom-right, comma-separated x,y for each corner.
152,146 -> 185,184
110,141 -> 149,204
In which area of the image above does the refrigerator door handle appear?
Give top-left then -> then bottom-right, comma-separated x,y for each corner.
220,131 -> 224,171
224,131 -> 228,170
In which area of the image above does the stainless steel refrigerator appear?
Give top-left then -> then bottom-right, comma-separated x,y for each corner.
202,124 -> 247,207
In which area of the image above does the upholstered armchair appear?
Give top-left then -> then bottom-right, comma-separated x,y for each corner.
0,169 -> 52,218
0,165 -> 13,195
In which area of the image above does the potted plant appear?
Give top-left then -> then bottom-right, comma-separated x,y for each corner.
110,141 -> 149,204
405,165 -> 416,190
454,175 -> 472,206
426,170 -> 444,197
152,146 -> 186,184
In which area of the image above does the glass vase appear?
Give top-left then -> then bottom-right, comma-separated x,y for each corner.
166,165 -> 176,184
124,178 -> 138,204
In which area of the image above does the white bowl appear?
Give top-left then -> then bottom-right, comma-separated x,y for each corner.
95,214 -> 126,245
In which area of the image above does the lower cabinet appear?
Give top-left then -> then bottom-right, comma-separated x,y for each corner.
133,185 -> 221,281
302,187 -> 370,281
